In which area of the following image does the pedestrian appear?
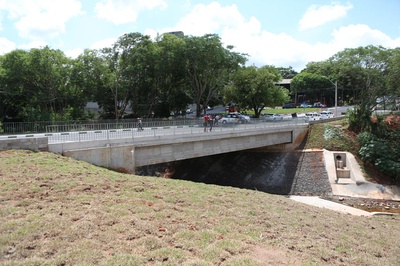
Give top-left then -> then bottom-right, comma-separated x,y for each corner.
214,114 -> 219,125
137,117 -> 144,131
203,114 -> 209,132
208,115 -> 213,132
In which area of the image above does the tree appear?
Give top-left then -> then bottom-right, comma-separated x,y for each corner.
290,72 -> 334,106
277,66 -> 298,79
183,34 -> 247,116
224,65 -> 289,118
99,33 -> 153,120
329,45 -> 391,131
0,47 -> 78,121
387,47 -> 400,99
147,33 -> 189,118
0,50 -> 30,120
71,49 -> 113,119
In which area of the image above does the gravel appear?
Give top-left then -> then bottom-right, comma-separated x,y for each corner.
289,151 -> 333,196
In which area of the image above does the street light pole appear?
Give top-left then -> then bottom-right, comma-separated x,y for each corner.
323,76 -> 338,117
334,80 -> 338,117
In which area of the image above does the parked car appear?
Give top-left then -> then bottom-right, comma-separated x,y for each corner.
264,113 -> 283,121
300,102 -> 312,108
230,112 -> 251,123
320,111 -> 334,119
282,103 -> 295,109
305,112 -> 321,121
313,102 -> 326,108
219,113 -> 248,124
281,114 -> 293,120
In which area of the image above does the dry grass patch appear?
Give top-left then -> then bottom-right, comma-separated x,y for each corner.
1,150 -> 399,265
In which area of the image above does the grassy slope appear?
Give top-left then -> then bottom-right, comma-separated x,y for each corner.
1,149 -> 399,265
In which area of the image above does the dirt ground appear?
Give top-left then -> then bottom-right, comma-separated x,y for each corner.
322,195 -> 400,214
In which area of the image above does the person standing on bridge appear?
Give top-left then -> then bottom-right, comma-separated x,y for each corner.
137,118 -> 144,131
214,114 -> 219,125
203,114 -> 210,132
208,115 -> 214,132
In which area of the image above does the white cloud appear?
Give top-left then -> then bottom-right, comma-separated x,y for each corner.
331,24 -> 396,48
95,0 -> 167,25
65,48 -> 84,59
91,38 -> 118,50
173,2 -> 243,36
152,2 -> 400,72
153,2 -> 312,70
299,3 -> 353,31
0,0 -> 84,41
0,37 -> 16,55
18,40 -> 49,50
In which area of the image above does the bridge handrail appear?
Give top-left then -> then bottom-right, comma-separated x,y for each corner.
42,119 -> 309,144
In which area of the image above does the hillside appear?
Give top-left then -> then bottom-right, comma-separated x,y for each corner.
1,149 -> 399,265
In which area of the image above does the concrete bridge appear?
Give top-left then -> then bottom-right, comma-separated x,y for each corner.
1,121 -> 310,173
50,123 -> 308,173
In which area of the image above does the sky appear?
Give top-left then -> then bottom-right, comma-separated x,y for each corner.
0,0 -> 399,71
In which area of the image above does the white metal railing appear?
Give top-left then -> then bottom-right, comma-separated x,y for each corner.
43,119 -> 308,144
0,118 -> 310,144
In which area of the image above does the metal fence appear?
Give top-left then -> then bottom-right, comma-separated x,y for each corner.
42,119 -> 308,144
0,117 -> 201,135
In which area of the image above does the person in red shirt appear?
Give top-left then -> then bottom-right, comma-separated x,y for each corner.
203,115 -> 209,132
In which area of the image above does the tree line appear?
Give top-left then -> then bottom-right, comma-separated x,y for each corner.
0,32 -> 293,122
1,33 -> 399,124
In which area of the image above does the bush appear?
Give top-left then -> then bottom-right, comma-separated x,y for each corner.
357,131 -> 375,147
358,138 -> 400,181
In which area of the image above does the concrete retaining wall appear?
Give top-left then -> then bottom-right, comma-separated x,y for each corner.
0,137 -> 48,151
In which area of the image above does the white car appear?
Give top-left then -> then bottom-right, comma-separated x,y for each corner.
220,113 -> 248,124
305,112 -> 321,121
264,113 -> 283,121
228,112 -> 251,123
320,111 -> 334,119
281,114 -> 293,120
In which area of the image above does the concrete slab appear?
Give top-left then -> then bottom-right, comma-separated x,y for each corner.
290,196 -> 373,216
323,149 -> 400,201
290,149 -> 400,216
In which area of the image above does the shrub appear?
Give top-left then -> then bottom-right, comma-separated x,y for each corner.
357,131 -> 375,147
358,138 -> 400,182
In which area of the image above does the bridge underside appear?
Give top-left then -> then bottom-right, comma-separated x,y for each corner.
58,126 -> 308,173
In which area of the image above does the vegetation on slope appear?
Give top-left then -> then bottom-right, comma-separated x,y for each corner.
1,150 -> 399,265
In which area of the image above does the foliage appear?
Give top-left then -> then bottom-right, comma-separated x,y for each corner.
356,115 -> 400,182
0,46 -> 89,121
358,139 -> 400,181
386,47 -> 400,97
183,34 -> 247,117
348,105 -> 373,132
1,41 -> 399,123
356,131 -> 375,147
304,121 -> 358,153
224,65 -> 289,118
290,72 -> 335,105
276,66 -> 298,79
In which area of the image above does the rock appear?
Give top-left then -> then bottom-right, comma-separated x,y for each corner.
7,247 -> 16,254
